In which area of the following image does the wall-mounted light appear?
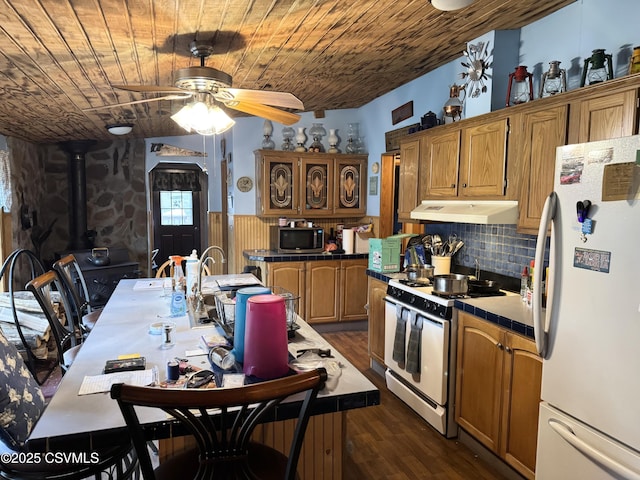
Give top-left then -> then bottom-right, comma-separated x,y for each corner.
171,93 -> 235,135
106,124 -> 133,135
429,0 -> 474,11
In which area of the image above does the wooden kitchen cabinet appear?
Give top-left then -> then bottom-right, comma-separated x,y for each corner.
340,259 -> 368,321
367,277 -> 387,365
397,137 -> 421,221
417,116 -> 509,201
263,261 -> 306,317
456,311 -> 541,480
255,150 -> 367,217
570,84 -> 638,144
305,259 -> 368,324
420,129 -> 461,198
459,117 -> 509,197
512,104 -> 569,234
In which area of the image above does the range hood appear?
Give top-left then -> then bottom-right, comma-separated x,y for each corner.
410,200 -> 519,224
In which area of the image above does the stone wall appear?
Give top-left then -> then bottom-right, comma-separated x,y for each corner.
39,138 -> 149,274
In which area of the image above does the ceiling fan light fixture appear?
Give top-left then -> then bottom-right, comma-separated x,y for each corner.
106,124 -> 133,135
171,100 -> 235,135
429,0 -> 475,11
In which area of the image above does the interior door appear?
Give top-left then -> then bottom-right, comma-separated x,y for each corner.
151,165 -> 205,267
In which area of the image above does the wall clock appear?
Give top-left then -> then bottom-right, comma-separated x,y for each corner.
371,162 -> 380,174
460,41 -> 491,98
236,176 -> 253,192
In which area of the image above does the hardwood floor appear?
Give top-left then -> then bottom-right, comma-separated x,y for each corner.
321,330 -> 508,480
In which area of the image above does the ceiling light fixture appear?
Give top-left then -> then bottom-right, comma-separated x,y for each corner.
171,94 -> 235,136
106,124 -> 133,135
429,0 -> 475,11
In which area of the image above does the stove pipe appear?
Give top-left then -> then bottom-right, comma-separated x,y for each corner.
61,140 -> 96,250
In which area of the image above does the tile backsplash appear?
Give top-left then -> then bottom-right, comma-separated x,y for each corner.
422,223 -> 549,280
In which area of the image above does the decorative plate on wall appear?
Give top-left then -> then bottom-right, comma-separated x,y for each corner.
236,176 -> 253,192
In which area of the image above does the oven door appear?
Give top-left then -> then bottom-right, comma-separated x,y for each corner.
383,297 -> 449,405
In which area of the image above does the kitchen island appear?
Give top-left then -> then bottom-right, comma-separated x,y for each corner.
28,276 -> 379,480
244,250 -> 369,325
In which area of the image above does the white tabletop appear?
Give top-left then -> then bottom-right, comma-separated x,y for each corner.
28,276 -> 378,450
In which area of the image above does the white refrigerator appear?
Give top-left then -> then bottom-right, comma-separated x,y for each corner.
533,135 -> 640,479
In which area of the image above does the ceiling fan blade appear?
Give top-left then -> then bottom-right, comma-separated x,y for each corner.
83,94 -> 192,112
225,101 -> 301,125
113,85 -> 187,94
220,88 -> 304,110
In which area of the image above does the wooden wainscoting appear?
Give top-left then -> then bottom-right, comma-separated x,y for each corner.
159,411 -> 345,480
206,211 -> 226,275
231,216 -> 379,275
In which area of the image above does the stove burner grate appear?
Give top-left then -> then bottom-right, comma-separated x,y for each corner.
398,279 -> 431,288
433,291 -> 507,299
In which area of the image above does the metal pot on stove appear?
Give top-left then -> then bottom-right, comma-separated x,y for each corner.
432,274 -> 468,296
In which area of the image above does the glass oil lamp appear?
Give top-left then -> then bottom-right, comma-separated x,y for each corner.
540,61 -> 567,98
506,66 -> 534,106
308,123 -> 326,152
581,49 -> 613,86
281,126 -> 295,151
261,120 -> 275,150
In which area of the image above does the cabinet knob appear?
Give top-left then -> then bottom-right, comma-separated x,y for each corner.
497,342 -> 504,350
505,346 -> 512,354
462,183 -> 467,188
450,184 -> 456,188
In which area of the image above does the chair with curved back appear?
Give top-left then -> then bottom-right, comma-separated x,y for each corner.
111,367 -> 327,480
25,271 -> 81,375
52,254 -> 101,334
155,259 -> 210,278
0,328 -> 138,480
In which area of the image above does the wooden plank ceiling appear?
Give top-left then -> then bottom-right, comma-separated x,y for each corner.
0,0 -> 575,144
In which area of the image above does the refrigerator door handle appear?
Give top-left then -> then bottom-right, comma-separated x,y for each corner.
534,191 -> 557,358
548,419 -> 640,480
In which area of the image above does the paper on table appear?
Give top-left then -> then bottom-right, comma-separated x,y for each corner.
78,369 -> 155,395
133,280 -> 165,291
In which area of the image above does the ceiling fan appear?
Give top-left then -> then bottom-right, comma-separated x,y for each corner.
84,41 -> 304,126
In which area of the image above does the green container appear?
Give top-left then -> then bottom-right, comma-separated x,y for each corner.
368,234 -> 416,273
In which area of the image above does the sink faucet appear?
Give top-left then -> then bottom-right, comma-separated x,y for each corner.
475,258 -> 480,280
195,245 -> 226,313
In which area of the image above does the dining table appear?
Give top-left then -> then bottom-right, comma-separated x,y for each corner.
27,274 -> 379,480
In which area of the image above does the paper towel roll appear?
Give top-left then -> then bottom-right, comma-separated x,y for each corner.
342,228 -> 355,254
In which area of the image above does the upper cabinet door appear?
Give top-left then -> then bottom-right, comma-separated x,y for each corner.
300,156 -> 333,217
421,129 -> 461,198
516,105 -> 568,233
459,118 -> 509,197
397,138 -> 421,221
334,156 -> 367,216
256,152 -> 299,216
576,88 -> 638,143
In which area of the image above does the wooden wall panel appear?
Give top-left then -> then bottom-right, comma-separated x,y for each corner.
230,216 -> 379,274
206,212 -> 226,275
159,411 -> 345,480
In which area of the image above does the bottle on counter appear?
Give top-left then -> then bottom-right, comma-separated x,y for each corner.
170,256 -> 187,316
520,266 -> 529,302
185,250 -> 200,298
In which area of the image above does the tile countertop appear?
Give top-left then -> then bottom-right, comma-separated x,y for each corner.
243,249 -> 368,262
454,294 -> 536,339
365,269 -> 536,339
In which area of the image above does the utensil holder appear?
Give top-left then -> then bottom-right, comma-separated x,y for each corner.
432,255 -> 451,276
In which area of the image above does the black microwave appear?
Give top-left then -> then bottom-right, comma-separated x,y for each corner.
270,226 -> 325,253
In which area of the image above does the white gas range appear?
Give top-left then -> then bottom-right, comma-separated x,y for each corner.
383,278 -> 459,437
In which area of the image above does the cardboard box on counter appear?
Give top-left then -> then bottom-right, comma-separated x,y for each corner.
345,223 -> 374,254
368,233 -> 416,273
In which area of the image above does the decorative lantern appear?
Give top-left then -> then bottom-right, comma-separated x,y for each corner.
294,127 -> 307,152
281,126 -> 295,151
628,46 -> 640,75
580,49 -> 613,87
443,84 -> 465,122
506,66 -> 534,106
261,120 -> 275,150
540,61 -> 567,98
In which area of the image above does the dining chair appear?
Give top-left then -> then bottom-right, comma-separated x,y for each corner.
111,367 -> 328,480
0,329 -> 138,480
25,271 -> 81,374
155,259 -> 210,278
52,254 -> 101,334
